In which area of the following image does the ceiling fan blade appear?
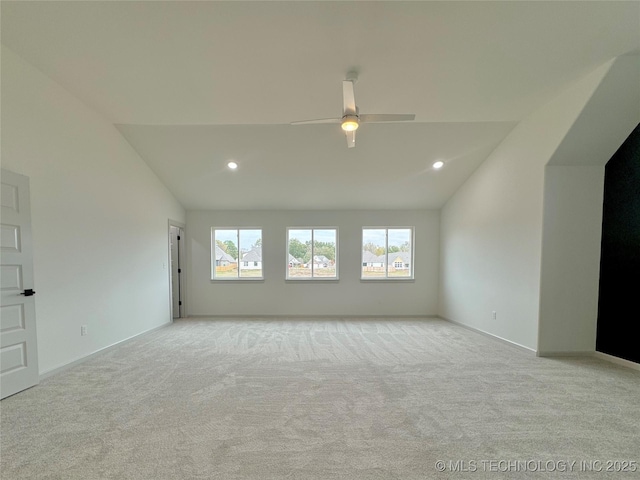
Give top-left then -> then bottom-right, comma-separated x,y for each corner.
359,114 -> 415,123
343,80 -> 357,116
290,118 -> 341,125
346,130 -> 355,148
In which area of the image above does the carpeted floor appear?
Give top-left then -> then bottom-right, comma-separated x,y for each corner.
1,317 -> 639,479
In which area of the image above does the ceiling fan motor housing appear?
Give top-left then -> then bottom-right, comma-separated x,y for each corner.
341,114 -> 360,131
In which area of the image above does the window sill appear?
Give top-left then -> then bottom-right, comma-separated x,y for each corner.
360,277 -> 415,282
285,278 -> 339,282
211,278 -> 264,282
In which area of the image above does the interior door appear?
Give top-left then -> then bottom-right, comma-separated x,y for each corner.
169,225 -> 183,319
1,170 -> 39,399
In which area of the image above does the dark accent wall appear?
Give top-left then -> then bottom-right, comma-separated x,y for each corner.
596,123 -> 640,363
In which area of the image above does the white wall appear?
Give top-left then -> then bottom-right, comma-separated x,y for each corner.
537,54 -> 640,355
438,61 -> 614,351
187,210 -> 438,316
1,46 -> 186,374
538,166 -> 605,354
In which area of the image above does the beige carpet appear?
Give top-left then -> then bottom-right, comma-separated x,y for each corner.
1,317 -> 639,479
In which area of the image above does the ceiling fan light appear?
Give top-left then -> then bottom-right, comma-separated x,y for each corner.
341,116 -> 359,132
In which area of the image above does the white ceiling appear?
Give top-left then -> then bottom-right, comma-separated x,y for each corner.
2,1 -> 639,210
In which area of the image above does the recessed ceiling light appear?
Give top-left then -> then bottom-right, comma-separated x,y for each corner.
227,161 -> 238,170
433,161 -> 444,170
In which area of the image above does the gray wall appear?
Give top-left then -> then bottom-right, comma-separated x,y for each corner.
1,46 -> 186,374
440,54 -> 639,354
538,54 -> 640,355
538,166 -> 605,354
439,60 -> 616,352
186,210 -> 439,316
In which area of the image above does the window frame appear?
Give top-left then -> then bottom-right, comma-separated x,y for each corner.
361,226 -> 415,280
211,227 -> 263,281
286,227 -> 339,281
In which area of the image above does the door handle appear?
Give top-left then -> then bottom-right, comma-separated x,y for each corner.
20,289 -> 36,297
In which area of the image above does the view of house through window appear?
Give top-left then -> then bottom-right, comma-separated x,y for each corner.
287,228 -> 337,279
362,228 -> 413,279
212,228 -> 263,279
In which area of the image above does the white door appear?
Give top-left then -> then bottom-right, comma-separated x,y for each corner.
1,170 -> 39,399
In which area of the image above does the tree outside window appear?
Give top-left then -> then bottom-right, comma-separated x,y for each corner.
287,228 -> 338,279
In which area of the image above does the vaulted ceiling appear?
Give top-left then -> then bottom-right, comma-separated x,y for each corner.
2,1 -> 638,210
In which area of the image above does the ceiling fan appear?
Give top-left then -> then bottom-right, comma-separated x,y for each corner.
291,73 -> 415,148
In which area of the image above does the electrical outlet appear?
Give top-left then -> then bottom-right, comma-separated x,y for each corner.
492,311 -> 497,320
81,325 -> 88,336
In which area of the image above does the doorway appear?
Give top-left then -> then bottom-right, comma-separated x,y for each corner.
169,223 -> 185,319
596,123 -> 640,364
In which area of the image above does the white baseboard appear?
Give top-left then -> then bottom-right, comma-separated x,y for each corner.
593,351 -> 640,371
536,350 -> 595,357
437,316 -> 536,354
187,314 -> 439,319
39,322 -> 172,380
536,350 -> 640,371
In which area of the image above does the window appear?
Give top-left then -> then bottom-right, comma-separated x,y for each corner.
211,228 -> 262,280
287,228 -> 337,279
361,227 -> 413,279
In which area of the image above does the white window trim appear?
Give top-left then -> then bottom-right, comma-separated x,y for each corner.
286,227 -> 339,281
211,227 -> 264,281
361,226 -> 415,280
